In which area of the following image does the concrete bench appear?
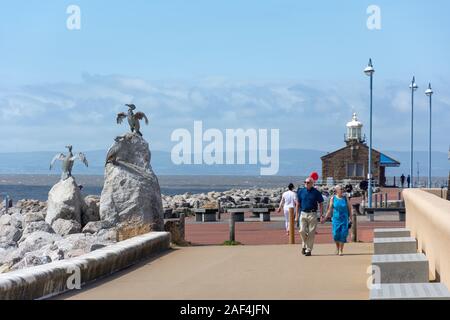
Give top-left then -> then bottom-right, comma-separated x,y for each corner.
372,253 -> 429,283
374,228 -> 411,238
252,208 -> 270,222
194,209 -> 218,222
226,208 -> 247,222
374,237 -> 417,255
370,283 -> 450,300
364,208 -> 406,222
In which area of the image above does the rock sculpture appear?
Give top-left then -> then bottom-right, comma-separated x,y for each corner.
100,132 -> 164,240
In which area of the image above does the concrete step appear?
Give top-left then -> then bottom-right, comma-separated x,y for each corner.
374,228 -> 410,238
372,253 -> 429,283
370,283 -> 450,300
374,237 -> 417,255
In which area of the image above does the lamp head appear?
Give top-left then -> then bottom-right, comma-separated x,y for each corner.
364,58 -> 375,76
409,76 -> 418,91
425,83 -> 433,96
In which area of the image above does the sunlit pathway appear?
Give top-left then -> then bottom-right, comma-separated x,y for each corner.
56,243 -> 373,300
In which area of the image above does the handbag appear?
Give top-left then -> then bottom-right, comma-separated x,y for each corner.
343,196 -> 352,229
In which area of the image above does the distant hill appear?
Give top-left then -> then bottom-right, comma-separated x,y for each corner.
0,149 -> 448,177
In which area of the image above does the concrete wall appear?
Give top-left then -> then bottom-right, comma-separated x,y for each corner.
403,189 -> 450,288
0,232 -> 170,300
422,188 -> 448,200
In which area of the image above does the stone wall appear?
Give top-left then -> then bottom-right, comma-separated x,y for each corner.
447,172 -> 450,201
164,214 -> 186,246
0,232 -> 170,300
404,189 -> 450,288
423,188 -> 448,200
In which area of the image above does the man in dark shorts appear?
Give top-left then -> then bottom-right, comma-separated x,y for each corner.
295,177 -> 324,256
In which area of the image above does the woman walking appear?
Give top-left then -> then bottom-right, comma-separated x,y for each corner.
323,185 -> 353,255
278,183 -> 298,235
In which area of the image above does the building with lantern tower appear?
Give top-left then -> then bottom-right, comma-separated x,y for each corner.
321,113 -> 400,186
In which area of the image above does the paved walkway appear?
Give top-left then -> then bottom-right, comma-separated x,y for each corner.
185,214 -> 405,245
56,243 -> 373,300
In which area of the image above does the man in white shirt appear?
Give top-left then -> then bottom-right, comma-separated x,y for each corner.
278,183 -> 298,235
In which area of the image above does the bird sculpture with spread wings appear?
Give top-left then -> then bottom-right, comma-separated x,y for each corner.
116,104 -> 149,136
49,145 -> 88,180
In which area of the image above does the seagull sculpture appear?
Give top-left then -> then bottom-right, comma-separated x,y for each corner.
50,145 -> 88,180
116,104 -> 149,136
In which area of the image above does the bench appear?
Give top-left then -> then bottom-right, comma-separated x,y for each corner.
226,208 -> 247,222
374,228 -> 410,238
252,208 -> 271,222
373,237 -> 417,255
372,253 -> 429,283
363,207 -> 406,222
193,208 -> 218,222
370,283 -> 450,300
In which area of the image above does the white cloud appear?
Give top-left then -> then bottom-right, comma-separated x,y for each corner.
392,91 -> 410,112
0,74 -> 449,153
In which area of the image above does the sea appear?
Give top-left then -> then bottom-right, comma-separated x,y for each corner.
1,174 -> 446,203
0,174 -> 307,203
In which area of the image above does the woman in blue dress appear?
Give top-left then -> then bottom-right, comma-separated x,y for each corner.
323,185 -> 353,255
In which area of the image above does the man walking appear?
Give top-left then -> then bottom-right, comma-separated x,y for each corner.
400,174 -> 405,188
296,177 -> 324,256
407,175 -> 411,188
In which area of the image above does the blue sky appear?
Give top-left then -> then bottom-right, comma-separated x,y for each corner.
0,0 -> 449,155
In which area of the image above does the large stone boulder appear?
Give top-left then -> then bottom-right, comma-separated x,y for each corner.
53,233 -> 114,259
17,231 -> 62,256
82,220 -> 114,234
21,221 -> 54,238
46,177 -> 85,225
100,133 -> 164,240
0,226 -> 22,249
0,214 -> 22,229
0,214 -> 23,249
52,219 -> 81,236
82,195 -> 100,225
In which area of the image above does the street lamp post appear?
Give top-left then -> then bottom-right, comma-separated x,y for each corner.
425,83 -> 434,188
409,77 -> 418,188
364,59 -> 375,207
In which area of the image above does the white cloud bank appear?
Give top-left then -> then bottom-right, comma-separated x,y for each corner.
0,74 -> 449,153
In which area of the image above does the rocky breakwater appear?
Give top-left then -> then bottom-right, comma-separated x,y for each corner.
161,183 -> 373,212
162,188 -> 286,211
0,191 -> 116,273
100,133 -> 164,241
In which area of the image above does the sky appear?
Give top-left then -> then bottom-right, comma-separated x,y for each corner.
0,0 -> 449,155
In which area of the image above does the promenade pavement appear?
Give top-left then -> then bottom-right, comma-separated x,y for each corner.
185,213 -> 405,245
57,243 -> 373,300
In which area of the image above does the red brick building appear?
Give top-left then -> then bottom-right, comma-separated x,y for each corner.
321,113 -> 400,186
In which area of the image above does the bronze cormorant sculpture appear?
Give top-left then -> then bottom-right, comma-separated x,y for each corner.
50,145 -> 88,180
116,104 -> 149,136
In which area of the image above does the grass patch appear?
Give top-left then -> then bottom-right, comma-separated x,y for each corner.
222,240 -> 242,246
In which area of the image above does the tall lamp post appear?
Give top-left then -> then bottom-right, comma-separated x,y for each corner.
425,83 -> 433,188
364,59 -> 375,207
409,77 -> 418,188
